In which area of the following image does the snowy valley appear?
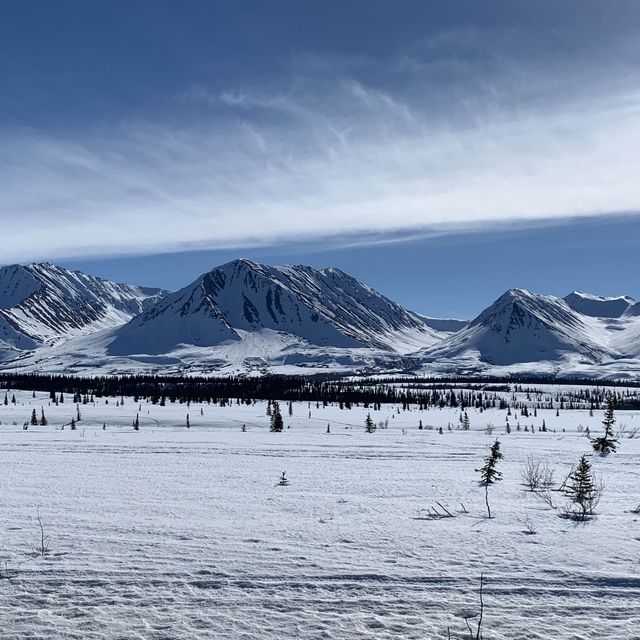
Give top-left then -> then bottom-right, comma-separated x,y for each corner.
0,382 -> 638,639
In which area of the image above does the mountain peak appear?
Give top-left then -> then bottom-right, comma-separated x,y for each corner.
420,288 -> 611,366
108,258 -> 442,357
216,258 -> 264,273
0,263 -> 167,347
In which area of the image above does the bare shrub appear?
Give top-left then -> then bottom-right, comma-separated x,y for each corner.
464,574 -> 486,640
517,513 -> 537,535
317,509 -> 335,524
520,455 -> 555,491
535,489 -> 557,510
446,575 -> 487,639
31,507 -> 51,557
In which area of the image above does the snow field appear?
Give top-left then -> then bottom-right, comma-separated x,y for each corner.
0,390 -> 639,639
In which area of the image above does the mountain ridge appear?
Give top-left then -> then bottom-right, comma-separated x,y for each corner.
0,263 -> 167,351
0,260 -> 639,378
109,258 -> 443,356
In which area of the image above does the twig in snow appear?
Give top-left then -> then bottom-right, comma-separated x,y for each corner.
30,507 -> 51,557
463,574 -> 485,640
0,560 -> 14,580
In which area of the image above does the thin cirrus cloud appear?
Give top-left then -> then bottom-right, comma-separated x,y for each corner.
1,40 -> 640,264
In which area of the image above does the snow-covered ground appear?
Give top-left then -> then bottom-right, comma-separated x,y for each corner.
1,389 -> 639,639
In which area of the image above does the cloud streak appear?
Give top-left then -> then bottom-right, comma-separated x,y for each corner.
2,31 -> 640,264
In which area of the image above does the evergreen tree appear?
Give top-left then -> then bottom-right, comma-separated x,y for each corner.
477,439 -> 503,518
270,402 -> 284,432
364,412 -> 376,433
563,454 -> 600,520
70,417 -> 76,430
133,414 -> 140,430
30,408 -> 38,426
592,397 -> 618,455
478,440 -> 503,485
39,407 -> 47,426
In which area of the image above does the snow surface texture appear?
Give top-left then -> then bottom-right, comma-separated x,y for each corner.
0,389 -> 639,639
2,261 -> 640,377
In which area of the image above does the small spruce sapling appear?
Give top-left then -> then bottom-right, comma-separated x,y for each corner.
364,412 -> 376,433
591,397 -> 618,455
562,454 -> 602,520
477,439 -> 503,519
270,402 -> 284,432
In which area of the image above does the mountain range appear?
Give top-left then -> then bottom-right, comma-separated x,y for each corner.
1,260 -> 639,379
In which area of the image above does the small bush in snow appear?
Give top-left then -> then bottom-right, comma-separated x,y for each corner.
520,455 -> 555,492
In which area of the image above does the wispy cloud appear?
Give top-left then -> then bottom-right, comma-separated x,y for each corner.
1,28 -> 640,264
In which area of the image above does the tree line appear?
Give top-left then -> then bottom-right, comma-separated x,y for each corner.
1,373 -> 639,410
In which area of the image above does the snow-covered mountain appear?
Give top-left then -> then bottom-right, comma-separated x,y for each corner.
624,301 -> 640,317
563,291 -> 636,318
108,259 -> 442,356
0,263 -> 166,352
417,315 -> 468,333
417,289 -> 620,367
1,261 -> 640,379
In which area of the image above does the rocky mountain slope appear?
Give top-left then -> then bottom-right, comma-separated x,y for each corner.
109,259 -> 442,356
1,261 -> 640,378
0,263 -> 166,353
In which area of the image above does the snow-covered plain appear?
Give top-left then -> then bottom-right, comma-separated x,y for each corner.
1,389 -> 639,639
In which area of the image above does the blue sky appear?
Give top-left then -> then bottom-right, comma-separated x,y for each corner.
2,1 -> 640,317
